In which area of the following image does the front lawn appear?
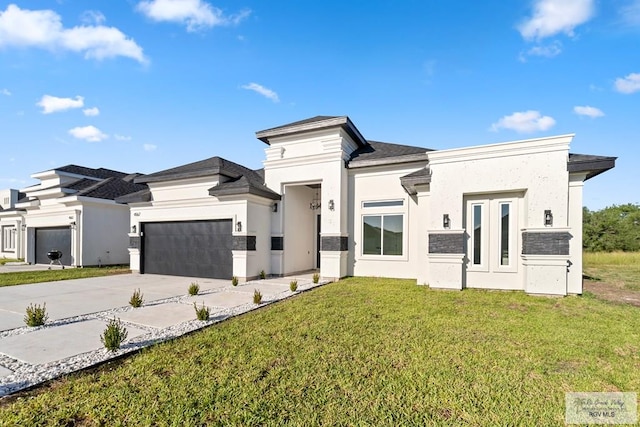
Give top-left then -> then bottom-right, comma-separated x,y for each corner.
0,266 -> 131,287
2,278 -> 639,425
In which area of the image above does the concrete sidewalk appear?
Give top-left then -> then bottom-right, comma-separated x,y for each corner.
0,272 -> 324,397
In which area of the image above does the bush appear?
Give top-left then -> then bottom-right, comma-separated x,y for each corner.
129,288 -> 144,307
101,317 -> 128,352
188,282 -> 200,296
259,270 -> 266,280
312,273 -> 320,284
253,289 -> 262,304
231,276 -> 238,286
24,303 -> 48,327
193,302 -> 210,321
289,280 -> 298,292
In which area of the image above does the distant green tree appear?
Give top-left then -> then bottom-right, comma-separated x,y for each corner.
583,204 -> 640,252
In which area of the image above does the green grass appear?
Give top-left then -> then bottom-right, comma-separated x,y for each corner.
2,277 -> 640,426
583,251 -> 640,290
0,266 -> 131,288
0,258 -> 22,265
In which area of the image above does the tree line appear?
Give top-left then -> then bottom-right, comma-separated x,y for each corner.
583,203 -> 640,252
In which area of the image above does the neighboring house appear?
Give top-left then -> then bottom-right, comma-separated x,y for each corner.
122,116 -> 615,295
13,165 -> 146,267
0,189 -> 25,259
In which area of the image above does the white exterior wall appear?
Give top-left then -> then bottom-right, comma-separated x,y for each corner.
81,202 -> 131,266
348,163 -> 426,279
246,199 -> 273,278
0,189 -> 24,259
425,134 -> 577,295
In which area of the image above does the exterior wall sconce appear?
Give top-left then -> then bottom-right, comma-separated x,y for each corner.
236,221 -> 242,232
544,210 -> 553,227
328,199 -> 335,211
21,224 -> 26,231
272,203 -> 278,213
131,225 -> 137,234
443,214 -> 451,229
69,221 -> 77,230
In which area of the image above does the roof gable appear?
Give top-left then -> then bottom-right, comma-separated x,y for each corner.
135,156 -> 250,184
256,115 -> 368,147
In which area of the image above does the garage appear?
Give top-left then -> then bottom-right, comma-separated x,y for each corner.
35,227 -> 72,266
141,219 -> 233,279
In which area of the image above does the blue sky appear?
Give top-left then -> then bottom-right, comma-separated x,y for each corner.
0,0 -> 637,209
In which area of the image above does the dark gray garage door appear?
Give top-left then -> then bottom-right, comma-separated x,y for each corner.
142,220 -> 233,279
35,227 -> 72,266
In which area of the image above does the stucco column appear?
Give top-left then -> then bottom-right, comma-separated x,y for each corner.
567,174 -> 586,294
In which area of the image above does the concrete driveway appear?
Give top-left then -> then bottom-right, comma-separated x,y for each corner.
0,272 -> 324,397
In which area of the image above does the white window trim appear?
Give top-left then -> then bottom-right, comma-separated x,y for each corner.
359,198 -> 408,260
2,225 -> 16,252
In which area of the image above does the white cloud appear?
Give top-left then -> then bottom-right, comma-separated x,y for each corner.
620,0 -> 640,26
518,0 -> 595,40
81,10 -> 106,25
114,134 -> 132,141
490,110 -> 556,133
137,0 -> 250,32
37,95 -> 84,114
143,143 -> 157,151
573,105 -> 604,118
520,41 -> 563,61
614,73 -> 640,94
1,88 -> 10,96
83,107 -> 100,116
0,4 -> 147,63
68,125 -> 108,142
241,82 -> 279,102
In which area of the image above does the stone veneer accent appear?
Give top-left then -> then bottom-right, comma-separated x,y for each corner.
271,236 -> 283,251
129,236 -> 140,249
428,233 -> 465,254
321,236 -> 348,251
522,232 -> 571,255
232,236 -> 256,251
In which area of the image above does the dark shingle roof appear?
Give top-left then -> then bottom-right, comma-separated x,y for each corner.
135,156 -> 249,184
132,156 -> 280,201
209,175 -> 281,201
348,141 -> 432,168
257,116 -> 339,134
114,188 -> 152,204
54,165 -> 128,180
256,115 -> 368,147
568,153 -> 616,180
400,167 -> 432,195
75,177 -> 148,200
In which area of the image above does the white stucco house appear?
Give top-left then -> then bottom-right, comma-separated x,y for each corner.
1,165 -> 146,267
0,189 -> 25,259
121,116 -> 615,296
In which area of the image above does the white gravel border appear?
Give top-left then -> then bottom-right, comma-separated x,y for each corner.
0,278 -> 328,397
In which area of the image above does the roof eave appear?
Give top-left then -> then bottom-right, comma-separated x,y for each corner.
256,116 -> 368,147
568,156 -> 616,181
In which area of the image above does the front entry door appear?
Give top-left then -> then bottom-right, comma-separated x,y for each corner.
465,194 -> 520,289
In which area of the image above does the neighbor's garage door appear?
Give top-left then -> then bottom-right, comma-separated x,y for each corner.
142,220 -> 233,279
35,227 -> 72,266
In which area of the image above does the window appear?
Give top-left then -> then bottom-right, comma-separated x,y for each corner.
499,203 -> 510,266
363,214 -> 403,256
362,200 -> 404,208
472,204 -> 482,265
2,226 -> 16,252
